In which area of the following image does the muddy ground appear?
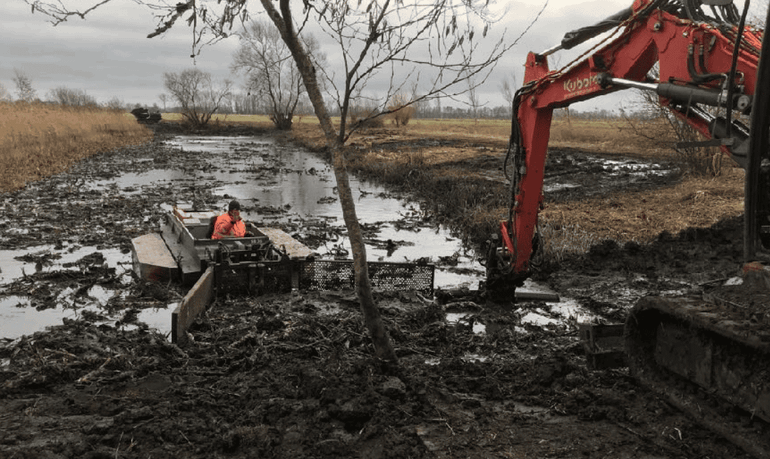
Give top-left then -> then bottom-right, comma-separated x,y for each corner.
0,124 -> 763,458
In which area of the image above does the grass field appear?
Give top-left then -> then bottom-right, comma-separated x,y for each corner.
162,111 -> 675,158
0,102 -> 151,192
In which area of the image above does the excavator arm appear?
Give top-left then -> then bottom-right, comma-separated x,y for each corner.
486,0 -> 766,292
490,2 -> 770,455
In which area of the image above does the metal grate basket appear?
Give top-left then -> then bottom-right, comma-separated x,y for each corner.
215,261 -> 293,296
297,260 -> 434,295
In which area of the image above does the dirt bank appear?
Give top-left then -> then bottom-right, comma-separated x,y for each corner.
0,122 -> 760,458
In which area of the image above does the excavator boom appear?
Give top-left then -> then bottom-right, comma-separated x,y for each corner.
489,0 -> 764,288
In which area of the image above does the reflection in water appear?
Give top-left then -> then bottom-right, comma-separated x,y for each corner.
0,296 -> 68,340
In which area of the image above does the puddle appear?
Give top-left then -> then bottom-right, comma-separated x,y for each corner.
0,296 -> 65,340
135,306 -> 174,333
518,297 -> 597,326
0,243 -> 144,340
0,245 -> 127,284
424,353 -> 488,365
446,312 -> 487,334
444,295 -> 597,335
0,296 -> 107,341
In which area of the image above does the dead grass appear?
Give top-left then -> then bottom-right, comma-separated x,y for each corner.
162,112 -> 276,127
0,102 -> 152,192
407,118 -> 511,141
540,166 -> 745,245
537,221 -> 602,264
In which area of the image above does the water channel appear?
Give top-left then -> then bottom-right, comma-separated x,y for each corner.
0,134 -> 592,341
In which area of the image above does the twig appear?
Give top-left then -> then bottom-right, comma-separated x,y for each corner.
179,429 -> 193,446
699,277 -> 730,287
115,432 -> 123,459
77,357 -> 113,384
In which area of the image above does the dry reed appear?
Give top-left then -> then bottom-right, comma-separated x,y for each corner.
537,220 -> 603,264
0,102 -> 151,192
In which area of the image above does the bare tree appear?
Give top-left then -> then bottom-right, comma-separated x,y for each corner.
306,2 -> 510,140
12,69 -> 37,103
163,68 -> 233,127
500,78 -> 514,106
103,97 -> 125,111
409,82 -> 430,119
158,94 -> 168,111
466,71 -> 481,125
47,86 -> 97,107
26,0 -> 516,363
626,64 -> 723,176
386,94 -> 415,127
260,0 -> 511,361
500,76 -> 518,118
232,19 -> 323,130
102,96 -> 127,112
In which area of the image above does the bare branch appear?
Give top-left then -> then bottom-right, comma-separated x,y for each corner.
25,0 -> 115,25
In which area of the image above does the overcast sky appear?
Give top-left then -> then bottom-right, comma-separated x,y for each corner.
1,0 -> 759,113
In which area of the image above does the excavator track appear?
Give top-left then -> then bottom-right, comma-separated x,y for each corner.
626,296 -> 770,458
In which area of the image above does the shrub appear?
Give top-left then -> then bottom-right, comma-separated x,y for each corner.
348,104 -> 384,129
388,94 -> 415,127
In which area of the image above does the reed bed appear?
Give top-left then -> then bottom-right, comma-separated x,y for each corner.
0,102 -> 151,192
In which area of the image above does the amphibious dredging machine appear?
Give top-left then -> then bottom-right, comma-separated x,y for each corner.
484,0 -> 770,455
131,205 -> 434,343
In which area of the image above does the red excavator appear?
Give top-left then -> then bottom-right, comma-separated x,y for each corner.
486,0 -> 770,455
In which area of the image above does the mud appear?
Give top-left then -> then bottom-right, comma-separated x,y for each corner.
0,124 -> 761,458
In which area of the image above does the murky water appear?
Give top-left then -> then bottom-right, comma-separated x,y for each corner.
160,136 -> 483,285
0,135 -> 598,340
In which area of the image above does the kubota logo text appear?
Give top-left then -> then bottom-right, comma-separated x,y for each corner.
563,75 -> 600,93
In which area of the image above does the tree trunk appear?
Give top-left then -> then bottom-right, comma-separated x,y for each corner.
261,0 -> 397,362
330,145 -> 396,361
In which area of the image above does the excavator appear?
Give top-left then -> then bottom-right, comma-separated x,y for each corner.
485,0 -> 770,455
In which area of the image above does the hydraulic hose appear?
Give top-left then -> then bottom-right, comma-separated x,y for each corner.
745,1 -> 770,260
724,0 -> 750,138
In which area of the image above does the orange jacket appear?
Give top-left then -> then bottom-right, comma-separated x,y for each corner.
211,213 -> 246,239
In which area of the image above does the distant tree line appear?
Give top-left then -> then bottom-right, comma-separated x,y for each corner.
0,68 -> 152,113
2,65 -> 633,126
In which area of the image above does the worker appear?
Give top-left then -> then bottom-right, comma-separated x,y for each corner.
212,200 -> 246,239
